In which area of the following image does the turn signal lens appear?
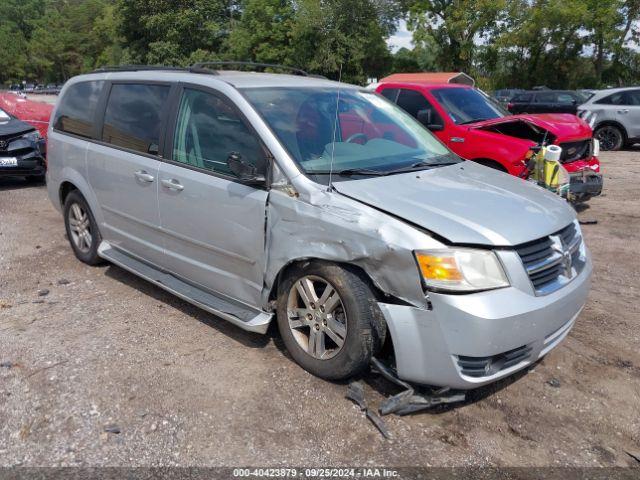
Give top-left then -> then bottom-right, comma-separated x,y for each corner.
416,253 -> 463,282
415,249 -> 509,292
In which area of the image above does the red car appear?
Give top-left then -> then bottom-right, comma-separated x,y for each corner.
0,92 -> 53,140
375,78 -> 602,201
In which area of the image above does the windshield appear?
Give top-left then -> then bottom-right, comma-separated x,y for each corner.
242,87 -> 457,183
431,88 -> 508,125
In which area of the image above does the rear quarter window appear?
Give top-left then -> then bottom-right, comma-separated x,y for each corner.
53,81 -> 104,138
595,92 -> 625,105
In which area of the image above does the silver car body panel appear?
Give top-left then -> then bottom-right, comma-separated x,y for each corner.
332,161 -> 576,246
46,69 -> 592,388
157,161 -> 269,307
86,141 -> 165,266
579,87 -> 640,140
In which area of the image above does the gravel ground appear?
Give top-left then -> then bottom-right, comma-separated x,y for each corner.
0,151 -> 638,467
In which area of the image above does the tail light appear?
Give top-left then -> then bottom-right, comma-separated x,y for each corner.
507,102 -> 514,110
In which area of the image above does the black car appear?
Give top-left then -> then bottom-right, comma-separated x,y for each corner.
0,107 -> 46,181
507,90 -> 586,115
493,88 -> 524,105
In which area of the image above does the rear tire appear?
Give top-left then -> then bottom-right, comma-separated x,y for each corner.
276,261 -> 386,381
63,190 -> 103,265
595,125 -> 624,151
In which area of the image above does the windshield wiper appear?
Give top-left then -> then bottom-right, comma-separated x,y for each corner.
458,118 -> 487,125
334,168 -> 388,176
382,158 -> 459,175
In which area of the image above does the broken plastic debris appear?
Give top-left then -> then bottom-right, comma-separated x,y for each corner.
372,357 -> 466,416
346,381 -> 391,439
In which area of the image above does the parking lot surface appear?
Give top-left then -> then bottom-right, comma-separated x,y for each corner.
0,152 -> 638,467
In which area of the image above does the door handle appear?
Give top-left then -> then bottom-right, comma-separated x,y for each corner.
161,178 -> 184,191
617,109 -> 629,114
134,170 -> 155,182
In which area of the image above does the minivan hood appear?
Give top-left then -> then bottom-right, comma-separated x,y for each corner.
470,114 -> 592,141
333,161 -> 575,246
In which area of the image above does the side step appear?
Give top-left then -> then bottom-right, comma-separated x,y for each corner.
98,242 -> 272,334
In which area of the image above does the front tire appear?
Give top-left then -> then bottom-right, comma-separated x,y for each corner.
595,125 -> 624,151
276,261 -> 386,381
63,190 -> 103,265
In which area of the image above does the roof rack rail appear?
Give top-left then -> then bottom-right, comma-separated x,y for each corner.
91,64 -> 219,75
191,61 -> 309,76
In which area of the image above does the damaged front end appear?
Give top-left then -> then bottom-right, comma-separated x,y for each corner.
477,116 -> 603,202
0,108 -> 46,179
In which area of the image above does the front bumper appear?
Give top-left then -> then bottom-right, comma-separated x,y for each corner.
379,252 -> 592,389
569,171 -> 603,202
0,139 -> 46,178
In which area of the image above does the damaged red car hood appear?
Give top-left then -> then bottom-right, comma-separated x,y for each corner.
469,114 -> 592,141
0,93 -> 53,139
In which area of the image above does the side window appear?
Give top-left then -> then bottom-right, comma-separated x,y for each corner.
379,88 -> 399,102
53,81 -> 104,138
595,92 -> 624,105
396,89 -> 443,125
513,93 -> 532,102
535,92 -> 555,103
102,83 -> 170,155
556,93 -> 576,104
172,88 -> 264,177
624,90 -> 640,105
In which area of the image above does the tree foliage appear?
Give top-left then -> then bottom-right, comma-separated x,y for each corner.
1,0 -> 639,88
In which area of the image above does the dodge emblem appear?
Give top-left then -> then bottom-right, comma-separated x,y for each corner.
551,235 -> 573,278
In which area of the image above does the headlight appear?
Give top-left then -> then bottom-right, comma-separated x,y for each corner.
21,130 -> 42,142
592,138 -> 600,157
415,249 -> 509,292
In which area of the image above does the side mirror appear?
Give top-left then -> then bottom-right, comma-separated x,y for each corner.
417,109 -> 444,132
227,152 -> 266,185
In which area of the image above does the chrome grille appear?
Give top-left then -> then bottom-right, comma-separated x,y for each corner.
457,345 -> 532,378
516,222 -> 583,295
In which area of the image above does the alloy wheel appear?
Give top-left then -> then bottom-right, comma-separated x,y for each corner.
68,203 -> 92,253
286,275 -> 347,360
596,126 -> 621,151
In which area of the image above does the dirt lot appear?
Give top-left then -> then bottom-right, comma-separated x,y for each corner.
0,152 -> 638,467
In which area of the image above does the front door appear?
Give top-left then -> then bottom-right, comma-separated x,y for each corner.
158,86 -> 270,307
88,82 -> 172,267
622,89 -> 640,139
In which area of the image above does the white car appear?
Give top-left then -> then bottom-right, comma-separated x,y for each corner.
578,87 -> 640,150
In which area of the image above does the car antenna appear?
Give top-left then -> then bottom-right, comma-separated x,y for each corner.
327,63 -> 343,192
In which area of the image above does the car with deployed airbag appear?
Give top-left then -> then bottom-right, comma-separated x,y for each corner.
45,65 -> 591,389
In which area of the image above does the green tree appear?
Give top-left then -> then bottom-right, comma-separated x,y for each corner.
407,0 -> 505,73
0,24 -> 28,82
292,0 -> 396,83
227,0 -> 296,65
115,0 -> 239,65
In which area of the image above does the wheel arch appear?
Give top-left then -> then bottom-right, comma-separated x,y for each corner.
56,167 -> 104,226
59,181 -> 78,207
594,120 -> 628,141
268,257 -> 397,306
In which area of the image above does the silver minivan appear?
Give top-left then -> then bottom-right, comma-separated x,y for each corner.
46,65 -> 592,389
